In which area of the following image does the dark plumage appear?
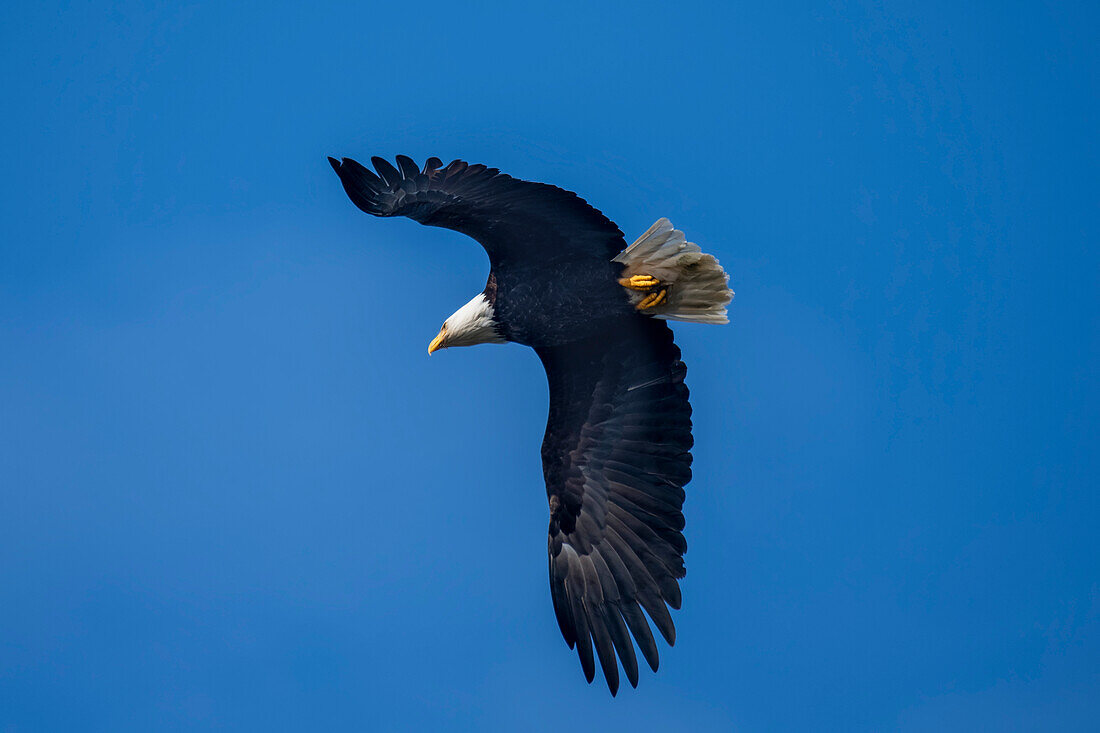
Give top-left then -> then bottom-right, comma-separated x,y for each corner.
538,320 -> 691,691
329,155 -> 634,346
328,155 -> 722,694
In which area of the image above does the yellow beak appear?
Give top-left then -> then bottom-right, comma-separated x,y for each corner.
428,327 -> 447,355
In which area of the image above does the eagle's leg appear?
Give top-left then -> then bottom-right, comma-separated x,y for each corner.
618,274 -> 669,311
619,274 -> 661,290
636,288 -> 668,310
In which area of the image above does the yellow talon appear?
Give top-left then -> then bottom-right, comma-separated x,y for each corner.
637,288 -> 668,310
619,274 -> 661,290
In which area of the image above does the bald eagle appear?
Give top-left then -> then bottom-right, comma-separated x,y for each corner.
329,155 -> 733,694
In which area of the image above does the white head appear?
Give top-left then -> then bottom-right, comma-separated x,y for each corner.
427,292 -> 506,354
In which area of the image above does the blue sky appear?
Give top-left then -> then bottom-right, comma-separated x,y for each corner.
1,2 -> 1097,730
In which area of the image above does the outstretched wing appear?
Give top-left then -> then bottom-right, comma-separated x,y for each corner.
328,155 -> 625,266
536,317 -> 692,694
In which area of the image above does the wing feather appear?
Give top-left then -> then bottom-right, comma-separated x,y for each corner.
538,317 -> 692,693
329,155 -> 625,266
370,156 -> 403,187
394,154 -> 420,180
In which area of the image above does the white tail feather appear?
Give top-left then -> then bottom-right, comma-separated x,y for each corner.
614,218 -> 734,324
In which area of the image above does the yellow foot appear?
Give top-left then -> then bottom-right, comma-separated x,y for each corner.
637,288 -> 668,310
619,274 -> 661,291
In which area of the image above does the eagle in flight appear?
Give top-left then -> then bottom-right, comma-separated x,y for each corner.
329,155 -> 733,694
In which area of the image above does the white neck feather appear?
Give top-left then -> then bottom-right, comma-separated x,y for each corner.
442,293 -> 505,348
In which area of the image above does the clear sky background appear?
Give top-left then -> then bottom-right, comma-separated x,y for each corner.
2,2 -> 1097,731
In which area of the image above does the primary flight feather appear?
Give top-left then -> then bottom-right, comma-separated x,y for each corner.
329,155 -> 733,694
